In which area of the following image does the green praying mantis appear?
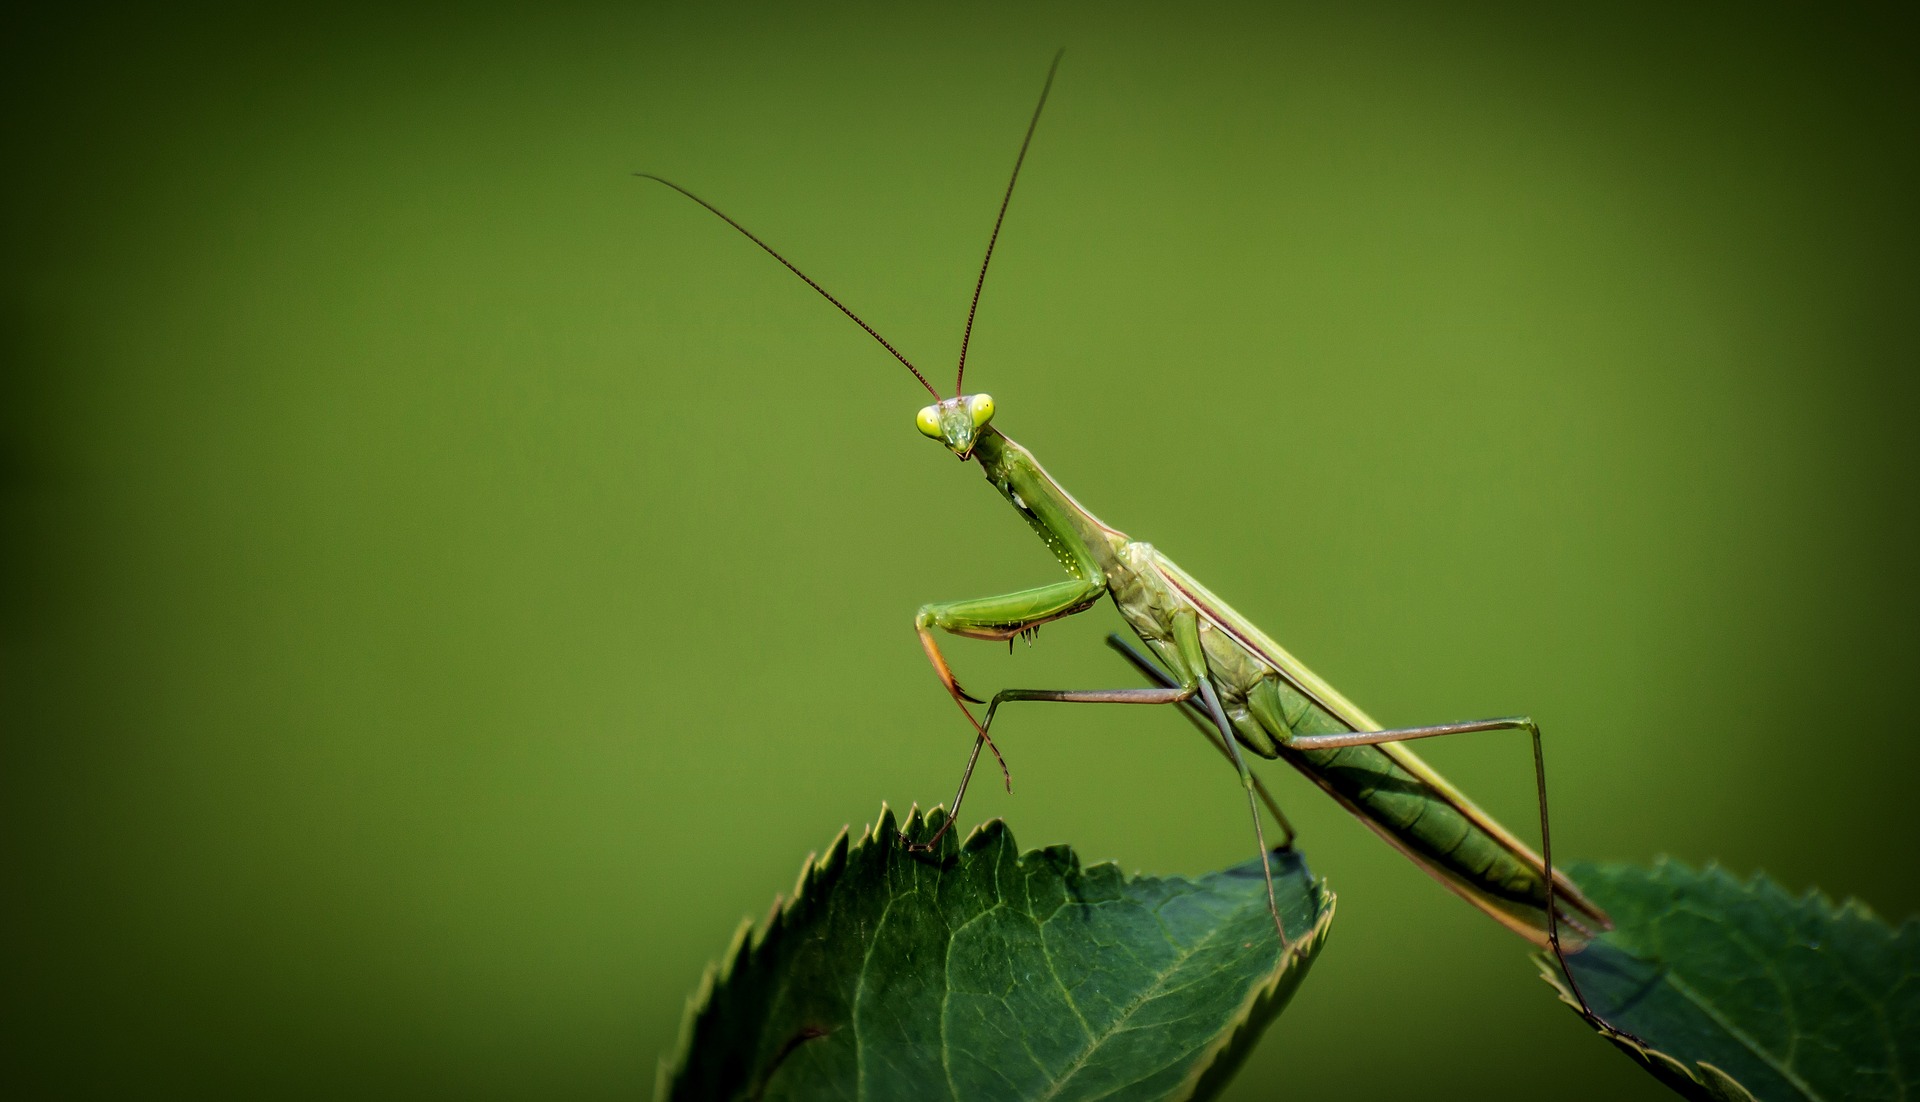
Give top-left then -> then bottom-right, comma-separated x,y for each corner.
640,52 -> 1611,1017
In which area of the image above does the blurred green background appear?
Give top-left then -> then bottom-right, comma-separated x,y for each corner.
4,2 -> 1915,1099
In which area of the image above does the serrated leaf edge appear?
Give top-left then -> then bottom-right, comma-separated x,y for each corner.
655,805 -> 1328,1101
1533,956 -> 1759,1102
653,803 -> 961,1100
1643,856 -> 1912,942
1534,856 -> 1919,1102
1177,879 -> 1337,1102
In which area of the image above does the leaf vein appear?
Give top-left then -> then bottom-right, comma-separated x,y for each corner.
1034,891 -> 1261,1101
1662,969 -> 1828,1102
853,879 -> 905,1102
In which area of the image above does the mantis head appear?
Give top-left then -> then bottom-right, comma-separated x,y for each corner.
916,394 -> 995,459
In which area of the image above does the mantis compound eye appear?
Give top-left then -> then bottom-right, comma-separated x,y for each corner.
966,393 -> 995,429
915,405 -> 943,439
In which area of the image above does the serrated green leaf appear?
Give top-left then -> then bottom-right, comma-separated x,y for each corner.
658,806 -> 1333,1102
1537,858 -> 1919,1102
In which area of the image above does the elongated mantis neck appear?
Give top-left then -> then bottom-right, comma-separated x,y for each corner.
969,428 -> 1129,580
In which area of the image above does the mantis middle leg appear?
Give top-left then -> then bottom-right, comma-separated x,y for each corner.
911,607 -> 1296,948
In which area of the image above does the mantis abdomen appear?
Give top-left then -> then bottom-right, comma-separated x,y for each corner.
1152,548 -> 1610,945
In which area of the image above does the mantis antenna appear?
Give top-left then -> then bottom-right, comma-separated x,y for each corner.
633,172 -> 942,399
954,48 -> 1065,396
639,49 -> 1066,401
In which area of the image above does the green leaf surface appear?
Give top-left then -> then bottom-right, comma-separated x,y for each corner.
658,806 -> 1333,1102
1538,858 -> 1919,1102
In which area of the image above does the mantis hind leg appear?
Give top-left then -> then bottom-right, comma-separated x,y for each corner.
1274,715 -> 1603,1024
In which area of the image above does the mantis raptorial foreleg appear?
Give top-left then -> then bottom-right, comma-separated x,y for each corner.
908,577 -> 1105,825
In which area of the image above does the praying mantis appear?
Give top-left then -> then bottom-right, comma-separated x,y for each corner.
640,51 -> 1610,1015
